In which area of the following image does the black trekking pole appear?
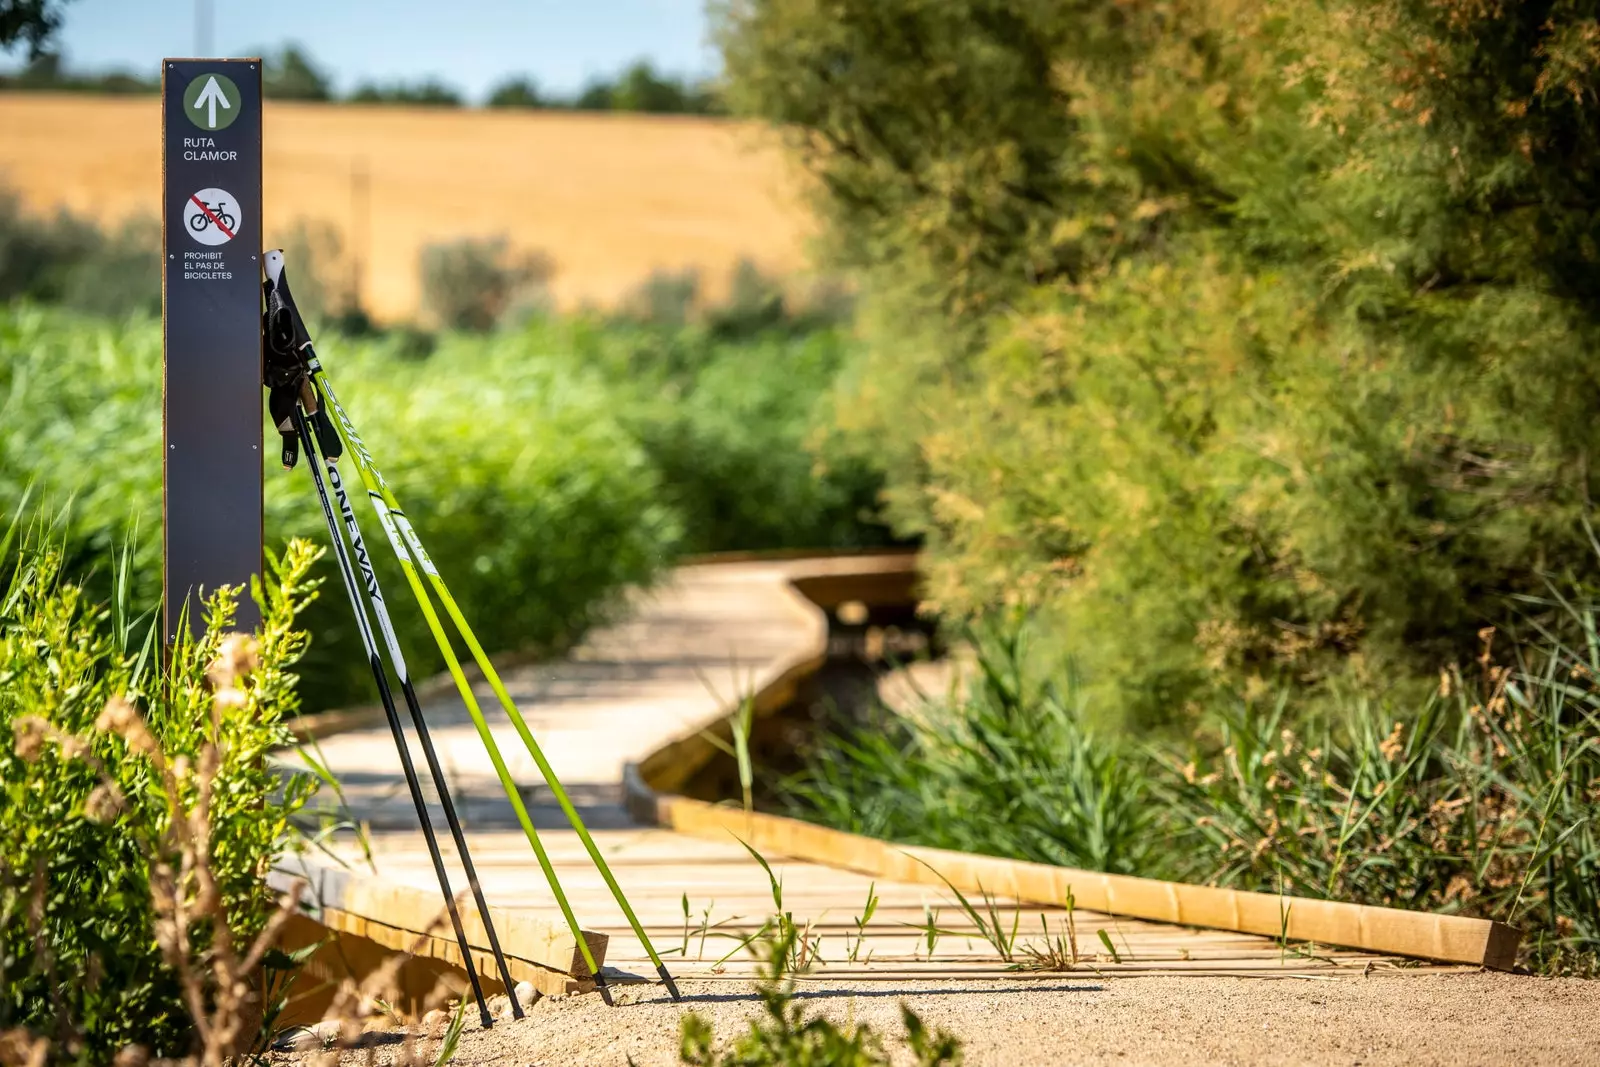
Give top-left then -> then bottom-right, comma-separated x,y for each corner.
305,419 -> 527,1019
288,405 -> 496,1029
266,276 -> 516,1027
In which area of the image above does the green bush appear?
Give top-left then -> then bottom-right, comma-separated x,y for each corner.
269,218 -> 368,337
716,0 -> 1600,729
619,267 -> 702,329
0,305 -> 677,710
557,314 -> 894,553
0,529 -> 319,1061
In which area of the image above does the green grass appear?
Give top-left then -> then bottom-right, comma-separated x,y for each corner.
786,622 -> 1159,875
676,848 -> 962,1067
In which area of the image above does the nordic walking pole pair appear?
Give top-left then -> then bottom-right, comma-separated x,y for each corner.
262,250 -> 681,1002
264,268 -> 521,1028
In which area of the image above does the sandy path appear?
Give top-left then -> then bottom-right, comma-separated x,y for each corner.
281,972 -> 1598,1066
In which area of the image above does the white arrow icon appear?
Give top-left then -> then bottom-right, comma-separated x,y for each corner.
192,76 -> 231,128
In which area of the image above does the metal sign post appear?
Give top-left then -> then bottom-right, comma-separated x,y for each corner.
162,58 -> 264,641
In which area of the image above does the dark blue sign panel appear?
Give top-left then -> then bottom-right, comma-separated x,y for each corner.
163,59 -> 264,641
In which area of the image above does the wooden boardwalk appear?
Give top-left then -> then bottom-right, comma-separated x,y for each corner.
297,559 -> 1435,985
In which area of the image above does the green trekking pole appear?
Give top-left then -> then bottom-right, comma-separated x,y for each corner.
315,368 -> 681,1000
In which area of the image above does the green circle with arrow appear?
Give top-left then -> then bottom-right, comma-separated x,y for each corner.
183,72 -> 242,131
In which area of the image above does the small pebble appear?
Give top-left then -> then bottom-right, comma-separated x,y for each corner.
514,980 -> 538,1009
422,1009 -> 448,1036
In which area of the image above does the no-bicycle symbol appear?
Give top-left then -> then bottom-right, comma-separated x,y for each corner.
182,73 -> 241,131
184,187 -> 241,246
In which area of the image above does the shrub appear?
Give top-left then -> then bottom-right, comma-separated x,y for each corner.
622,334 -> 889,553
268,218 -> 367,337
717,0 -> 1600,730
704,258 -> 786,338
0,529 -> 320,1061
621,267 -> 702,329
419,236 -> 552,332
621,261 -> 856,339
555,314 -> 894,554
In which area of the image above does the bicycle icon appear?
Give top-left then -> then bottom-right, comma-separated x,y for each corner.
189,202 -> 236,232
184,187 -> 240,246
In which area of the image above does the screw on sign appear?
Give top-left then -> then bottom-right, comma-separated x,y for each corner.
183,187 -> 240,246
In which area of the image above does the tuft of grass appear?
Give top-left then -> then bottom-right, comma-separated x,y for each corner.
677,924 -> 962,1067
783,623 -> 1158,875
905,855 -> 1019,964
431,995 -> 469,1067
1015,888 -> 1080,972
846,882 -> 879,964
734,838 -> 825,973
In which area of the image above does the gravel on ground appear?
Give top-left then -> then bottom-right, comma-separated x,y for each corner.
275,971 -> 1599,1067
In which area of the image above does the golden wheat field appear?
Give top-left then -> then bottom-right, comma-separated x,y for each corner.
0,92 -> 814,320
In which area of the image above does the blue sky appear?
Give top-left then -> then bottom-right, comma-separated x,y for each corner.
2,0 -> 718,100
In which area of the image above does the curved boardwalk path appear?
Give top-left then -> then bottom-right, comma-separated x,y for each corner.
298,558 -> 1420,985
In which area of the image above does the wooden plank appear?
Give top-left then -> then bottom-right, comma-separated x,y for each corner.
316,907 -> 592,997
272,855 -> 608,981
648,794 -> 1520,970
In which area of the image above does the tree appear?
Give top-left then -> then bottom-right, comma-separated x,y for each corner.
347,78 -> 462,106
611,60 -> 689,113
0,0 -> 72,59
263,44 -> 332,101
573,77 -> 614,111
486,76 -> 543,108
715,0 -> 1600,728
567,60 -> 720,114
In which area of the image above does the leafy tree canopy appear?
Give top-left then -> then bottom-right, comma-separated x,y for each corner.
716,0 -> 1600,727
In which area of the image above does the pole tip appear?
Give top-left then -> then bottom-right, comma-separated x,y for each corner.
657,964 -> 682,1002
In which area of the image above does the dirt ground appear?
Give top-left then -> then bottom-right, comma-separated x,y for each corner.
278,971 -> 1599,1067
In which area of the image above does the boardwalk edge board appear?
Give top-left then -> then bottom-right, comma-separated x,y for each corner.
619,552 -> 1523,972
268,853 -> 608,995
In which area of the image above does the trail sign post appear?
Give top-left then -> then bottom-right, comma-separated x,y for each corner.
163,59 -> 264,641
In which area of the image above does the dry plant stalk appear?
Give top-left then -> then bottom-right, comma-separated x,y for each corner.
72,636 -> 307,1066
